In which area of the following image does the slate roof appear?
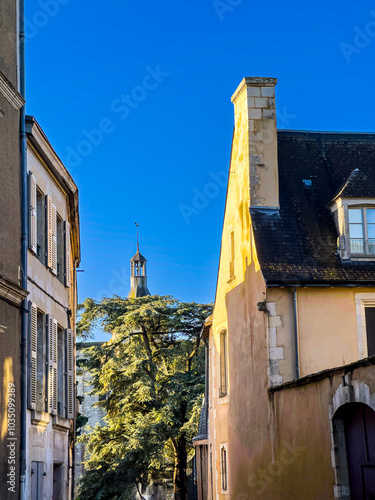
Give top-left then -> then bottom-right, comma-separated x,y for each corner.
251,131 -> 375,285
193,399 -> 208,442
130,249 -> 147,262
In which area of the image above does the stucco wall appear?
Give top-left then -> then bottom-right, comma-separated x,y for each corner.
0,0 -> 18,87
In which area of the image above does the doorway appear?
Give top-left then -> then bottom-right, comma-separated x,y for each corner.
344,403 -> 375,499
53,463 -> 62,500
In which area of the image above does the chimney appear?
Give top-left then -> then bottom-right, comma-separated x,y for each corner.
231,77 -> 279,208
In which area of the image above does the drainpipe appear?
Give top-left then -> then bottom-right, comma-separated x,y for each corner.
293,287 -> 300,379
19,0 -> 27,497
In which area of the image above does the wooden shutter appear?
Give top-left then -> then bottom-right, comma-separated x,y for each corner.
29,173 -> 37,254
66,329 -> 74,419
47,316 -> 58,415
64,221 -> 71,288
28,302 -> 37,410
47,196 -> 57,274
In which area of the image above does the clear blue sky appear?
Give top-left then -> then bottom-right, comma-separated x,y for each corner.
25,0 -> 375,338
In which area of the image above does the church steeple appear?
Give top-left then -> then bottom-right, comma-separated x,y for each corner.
128,224 -> 150,298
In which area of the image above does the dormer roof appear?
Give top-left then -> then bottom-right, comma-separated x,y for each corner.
331,168 -> 375,202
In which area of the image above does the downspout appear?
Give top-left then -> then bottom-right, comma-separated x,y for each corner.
19,0 -> 27,497
293,287 -> 300,379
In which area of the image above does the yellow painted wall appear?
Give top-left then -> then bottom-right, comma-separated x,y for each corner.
209,81 -> 269,500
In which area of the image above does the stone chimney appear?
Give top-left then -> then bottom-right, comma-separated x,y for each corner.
231,77 -> 279,208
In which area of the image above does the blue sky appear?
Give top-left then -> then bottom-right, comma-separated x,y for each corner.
25,0 -> 375,338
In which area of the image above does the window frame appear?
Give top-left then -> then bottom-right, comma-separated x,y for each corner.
348,206 -> 375,256
219,329 -> 228,399
355,294 -> 375,359
220,444 -> 228,493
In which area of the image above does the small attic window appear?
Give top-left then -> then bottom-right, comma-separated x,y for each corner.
349,207 -> 375,255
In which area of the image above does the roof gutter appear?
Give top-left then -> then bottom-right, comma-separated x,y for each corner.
19,0 -> 27,497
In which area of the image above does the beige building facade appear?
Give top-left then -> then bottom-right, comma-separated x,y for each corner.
25,116 -> 80,500
203,77 -> 375,500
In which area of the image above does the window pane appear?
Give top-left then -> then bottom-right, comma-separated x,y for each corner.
367,209 -> 375,224
349,209 -> 362,223
368,225 -> 375,239
369,240 -> 375,254
349,224 -> 363,238
351,239 -> 364,253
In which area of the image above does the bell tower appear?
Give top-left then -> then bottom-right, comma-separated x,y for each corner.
128,224 -> 150,298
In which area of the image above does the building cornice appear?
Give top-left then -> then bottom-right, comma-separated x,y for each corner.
0,71 -> 25,110
0,275 -> 28,306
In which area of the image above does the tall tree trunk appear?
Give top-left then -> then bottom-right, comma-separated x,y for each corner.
173,435 -> 188,500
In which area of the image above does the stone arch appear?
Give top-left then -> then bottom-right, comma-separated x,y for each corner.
329,377 -> 375,499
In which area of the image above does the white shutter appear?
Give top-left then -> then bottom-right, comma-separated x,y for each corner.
66,329 -> 74,419
29,173 -> 37,254
64,221 -> 71,288
28,302 -> 37,410
47,196 -> 57,275
47,316 -> 58,415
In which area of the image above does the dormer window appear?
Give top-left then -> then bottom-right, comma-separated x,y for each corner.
328,169 -> 375,261
349,207 -> 375,255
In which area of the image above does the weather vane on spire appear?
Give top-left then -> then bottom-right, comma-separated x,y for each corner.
135,222 -> 139,250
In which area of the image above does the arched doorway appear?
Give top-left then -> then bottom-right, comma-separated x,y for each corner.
335,403 -> 375,499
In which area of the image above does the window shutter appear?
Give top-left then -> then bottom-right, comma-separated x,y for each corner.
66,329 -> 74,419
47,196 -> 57,274
28,302 -> 37,410
47,315 -> 58,415
29,173 -> 37,254
64,221 -> 71,288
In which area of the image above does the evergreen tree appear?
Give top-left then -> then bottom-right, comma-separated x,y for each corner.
77,295 -> 212,500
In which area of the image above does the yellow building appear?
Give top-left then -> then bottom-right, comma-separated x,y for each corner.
199,77 -> 375,500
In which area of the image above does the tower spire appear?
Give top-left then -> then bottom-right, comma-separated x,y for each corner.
128,224 -> 150,298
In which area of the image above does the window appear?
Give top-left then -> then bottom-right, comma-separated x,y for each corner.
221,446 -> 228,491
36,189 -> 46,264
229,231 -> 235,279
219,330 -> 228,398
36,310 -> 46,412
57,327 -> 66,417
28,302 -> 74,419
365,307 -> 375,357
349,207 -> 375,255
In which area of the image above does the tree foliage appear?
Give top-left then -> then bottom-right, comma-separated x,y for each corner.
77,295 -> 212,500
